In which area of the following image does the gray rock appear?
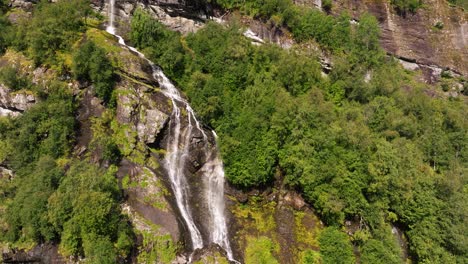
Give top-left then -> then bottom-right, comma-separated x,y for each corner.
137,109 -> 168,144
0,83 -> 36,115
0,107 -> 21,117
0,166 -> 14,179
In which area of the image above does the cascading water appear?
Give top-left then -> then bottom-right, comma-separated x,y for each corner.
106,1 -> 236,262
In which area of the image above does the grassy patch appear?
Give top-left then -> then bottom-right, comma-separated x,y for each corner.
135,218 -> 177,264
294,211 -> 320,248
233,199 -> 277,233
245,236 -> 279,264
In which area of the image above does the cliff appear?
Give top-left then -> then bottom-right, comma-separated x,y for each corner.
327,0 -> 467,76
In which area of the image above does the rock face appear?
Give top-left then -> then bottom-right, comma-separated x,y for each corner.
0,84 -> 36,117
332,0 -> 467,76
1,243 -> 65,264
94,0 -> 205,35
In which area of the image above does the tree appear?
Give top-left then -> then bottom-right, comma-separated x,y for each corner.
72,41 -> 115,103
27,0 -> 91,65
3,157 -> 63,242
318,227 -> 355,264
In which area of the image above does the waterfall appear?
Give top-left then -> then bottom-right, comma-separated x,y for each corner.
106,1 -> 236,262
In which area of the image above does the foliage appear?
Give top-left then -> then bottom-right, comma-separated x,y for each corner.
391,0 -> 423,15
25,0 -> 92,66
245,236 -> 279,264
0,66 -> 32,91
448,0 -> 468,9
137,230 -> 176,264
0,83 -> 76,171
72,40 -> 115,104
3,157 -> 63,243
130,8 -> 468,262
48,162 -> 132,260
0,15 -> 10,54
318,227 -> 355,264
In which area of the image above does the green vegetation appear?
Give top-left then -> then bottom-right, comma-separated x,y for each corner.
0,84 -> 133,261
0,65 -> 35,91
0,1 -> 133,262
0,0 -> 466,262
131,7 -> 467,263
448,0 -> 468,9
318,227 -> 355,264
245,236 -> 279,264
391,0 -> 423,15
72,40 -> 116,104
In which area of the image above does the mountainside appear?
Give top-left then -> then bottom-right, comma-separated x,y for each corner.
0,0 -> 467,263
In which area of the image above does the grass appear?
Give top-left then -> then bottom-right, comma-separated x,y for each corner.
134,217 -> 177,264
233,199 -> 277,233
245,236 -> 279,264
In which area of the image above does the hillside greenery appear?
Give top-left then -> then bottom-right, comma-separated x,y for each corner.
130,7 -> 467,263
0,1 -> 130,262
0,0 -> 466,263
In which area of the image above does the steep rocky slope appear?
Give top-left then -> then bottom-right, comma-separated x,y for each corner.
331,0 -> 467,76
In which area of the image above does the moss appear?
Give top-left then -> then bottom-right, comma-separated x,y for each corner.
134,218 -> 177,264
85,28 -> 121,54
245,236 -> 279,264
294,211 -> 320,248
298,249 -> 322,264
233,199 -> 277,233
193,252 -> 230,264
111,119 -> 137,157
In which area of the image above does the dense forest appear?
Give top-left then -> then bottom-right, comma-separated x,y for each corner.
0,0 -> 466,263
130,4 -> 467,263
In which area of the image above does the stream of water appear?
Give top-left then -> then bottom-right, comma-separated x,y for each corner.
106,1 -> 236,262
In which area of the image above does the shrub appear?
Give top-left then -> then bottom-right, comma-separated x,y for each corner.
322,0 -> 332,13
72,41 -> 115,103
391,0 -> 422,15
318,227 -> 355,264
0,65 -> 34,91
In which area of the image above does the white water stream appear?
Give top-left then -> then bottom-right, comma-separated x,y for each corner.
106,0 -> 236,262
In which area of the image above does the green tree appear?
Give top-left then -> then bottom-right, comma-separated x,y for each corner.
27,0 -> 91,65
3,157 -> 63,242
72,41 -> 115,103
318,227 -> 355,264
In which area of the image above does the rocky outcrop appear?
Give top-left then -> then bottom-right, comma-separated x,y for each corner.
0,166 -> 13,179
116,80 -> 169,145
0,84 -> 36,117
94,0 -> 205,35
331,0 -> 467,77
1,243 -> 65,264
190,244 -> 230,263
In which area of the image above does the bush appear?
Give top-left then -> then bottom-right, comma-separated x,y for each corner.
318,227 -> 355,264
322,0 -> 332,12
0,65 -> 34,91
72,41 -> 115,103
26,0 -> 91,65
391,0 -> 422,15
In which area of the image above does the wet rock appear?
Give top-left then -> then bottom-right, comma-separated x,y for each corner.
171,254 -> 189,264
1,243 -> 65,264
190,244 -> 230,264
118,160 -> 181,242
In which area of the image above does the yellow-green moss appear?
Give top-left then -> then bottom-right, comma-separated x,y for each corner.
294,211 -> 320,248
133,217 -> 177,264
245,236 -> 279,264
193,252 -> 230,264
233,199 -> 277,233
